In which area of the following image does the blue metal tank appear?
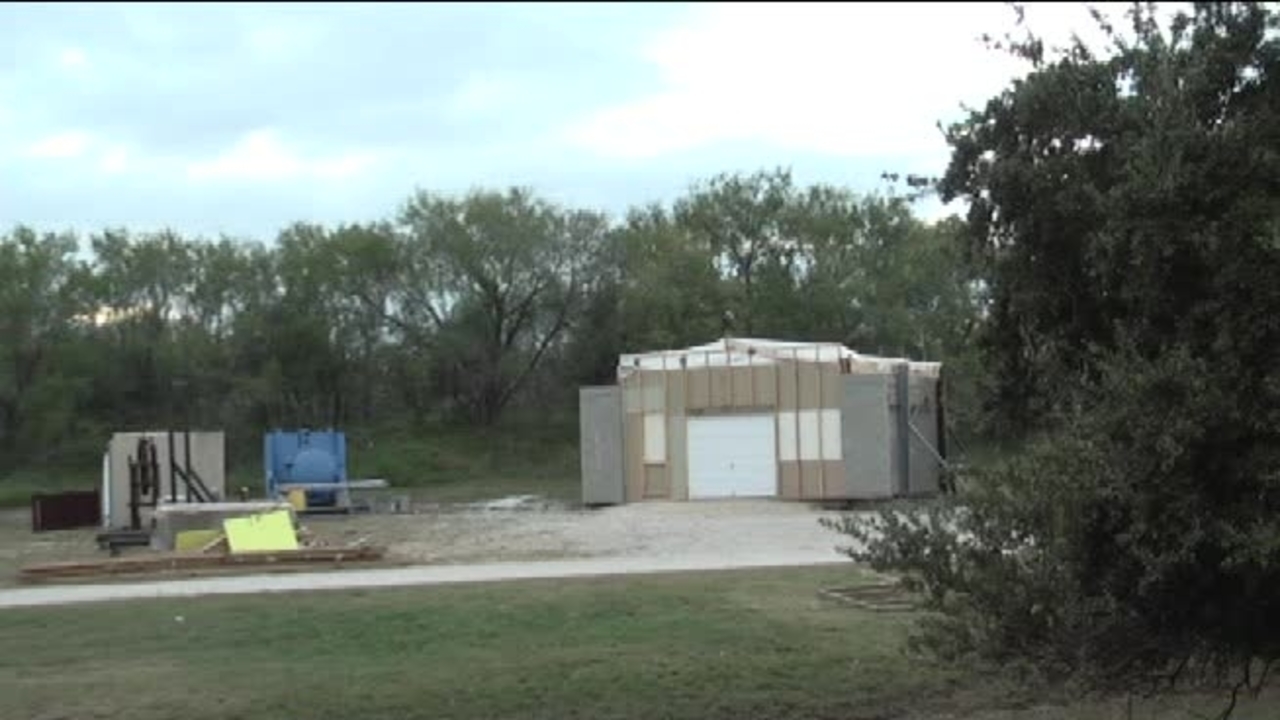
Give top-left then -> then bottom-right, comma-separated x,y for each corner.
263,429 -> 348,507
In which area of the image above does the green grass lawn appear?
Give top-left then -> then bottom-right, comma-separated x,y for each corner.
340,422 -> 580,504
0,466 -> 94,508
1,566 -> 1275,720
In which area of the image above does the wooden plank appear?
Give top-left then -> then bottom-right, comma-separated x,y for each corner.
19,546 -> 386,580
199,533 -> 229,554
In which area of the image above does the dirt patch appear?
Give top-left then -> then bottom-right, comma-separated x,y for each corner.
819,583 -> 919,612
0,511 -> 100,585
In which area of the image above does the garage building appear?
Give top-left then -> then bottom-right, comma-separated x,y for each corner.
580,338 -> 947,504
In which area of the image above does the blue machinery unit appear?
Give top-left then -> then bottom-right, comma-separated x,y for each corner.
264,429 -> 348,510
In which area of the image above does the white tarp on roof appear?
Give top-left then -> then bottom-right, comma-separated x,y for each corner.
617,337 -> 941,379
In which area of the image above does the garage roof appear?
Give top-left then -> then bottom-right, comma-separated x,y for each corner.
617,337 -> 941,379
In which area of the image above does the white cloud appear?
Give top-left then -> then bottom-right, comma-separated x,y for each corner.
561,2 -> 1155,165
185,128 -> 379,183
98,146 -> 130,174
58,47 -> 88,70
25,130 -> 92,159
242,21 -> 327,62
447,73 -> 518,118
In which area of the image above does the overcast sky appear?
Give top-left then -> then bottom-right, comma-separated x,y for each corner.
2,2 -> 1142,240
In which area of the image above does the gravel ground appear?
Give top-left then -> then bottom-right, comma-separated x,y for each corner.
0,498 -> 866,607
304,497 -> 854,566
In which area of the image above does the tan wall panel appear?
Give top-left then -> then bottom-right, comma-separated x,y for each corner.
820,365 -> 843,408
622,375 -> 642,414
777,361 -> 798,410
709,366 -> 731,409
798,363 -> 820,410
667,415 -> 688,500
686,368 -> 710,410
780,462 -> 801,499
820,461 -> 845,498
666,370 -> 687,412
800,460 -> 824,498
643,465 -> 669,499
731,367 -> 754,408
640,370 -> 666,412
624,414 -> 644,502
752,365 -> 778,407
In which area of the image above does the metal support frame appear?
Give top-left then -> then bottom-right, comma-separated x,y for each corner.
168,429 -> 214,503
127,437 -> 160,531
902,373 -> 955,496
894,363 -> 911,496
167,378 -> 214,504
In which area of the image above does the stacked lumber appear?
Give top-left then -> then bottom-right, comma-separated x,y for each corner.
19,545 -> 385,581
20,507 -> 383,582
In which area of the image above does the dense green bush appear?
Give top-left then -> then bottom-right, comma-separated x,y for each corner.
829,4 -> 1280,715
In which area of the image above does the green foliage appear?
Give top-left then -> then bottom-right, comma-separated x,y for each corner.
398,188 -> 608,425
836,2 -> 1280,713
0,172 -> 980,486
0,227 -> 90,469
834,348 -> 1280,699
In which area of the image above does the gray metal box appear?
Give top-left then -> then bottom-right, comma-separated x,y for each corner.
580,386 -> 624,505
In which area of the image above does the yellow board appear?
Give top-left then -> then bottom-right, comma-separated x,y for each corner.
286,488 -> 308,512
223,510 -> 299,554
174,529 -> 222,552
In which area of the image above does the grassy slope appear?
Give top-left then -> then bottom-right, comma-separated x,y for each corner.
339,421 -> 580,503
1,567 -> 1276,720
0,422 -> 582,509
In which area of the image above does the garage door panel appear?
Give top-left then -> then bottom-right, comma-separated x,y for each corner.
686,415 -> 778,499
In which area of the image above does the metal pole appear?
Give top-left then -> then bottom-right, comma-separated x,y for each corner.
167,429 -> 177,504
895,363 -> 911,496
183,412 -> 194,500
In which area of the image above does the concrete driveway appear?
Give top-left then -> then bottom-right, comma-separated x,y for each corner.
0,550 -> 847,609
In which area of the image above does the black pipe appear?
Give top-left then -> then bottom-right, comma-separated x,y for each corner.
183,427 -> 195,499
128,455 -> 140,530
895,363 -> 911,496
168,430 -> 177,503
146,440 -> 159,507
936,373 -> 948,462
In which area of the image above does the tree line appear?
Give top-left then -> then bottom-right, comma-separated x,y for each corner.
0,169 -> 982,473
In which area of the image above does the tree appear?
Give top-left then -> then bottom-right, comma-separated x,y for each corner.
673,168 -> 799,335
398,187 -> 607,425
833,2 -> 1280,714
614,204 -> 725,351
795,191 -> 980,358
0,227 -> 91,467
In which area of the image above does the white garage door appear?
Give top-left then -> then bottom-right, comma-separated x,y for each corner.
686,414 -> 778,499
